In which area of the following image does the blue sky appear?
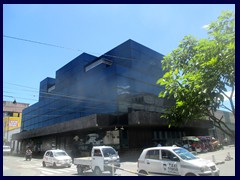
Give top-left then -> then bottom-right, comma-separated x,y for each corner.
3,4 -> 235,111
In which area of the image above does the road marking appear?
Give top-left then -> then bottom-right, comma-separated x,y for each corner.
37,167 -> 77,175
56,168 -> 75,172
18,164 -> 38,168
37,167 -> 62,174
40,171 -> 54,175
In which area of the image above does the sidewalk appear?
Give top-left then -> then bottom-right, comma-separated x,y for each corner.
197,145 -> 235,163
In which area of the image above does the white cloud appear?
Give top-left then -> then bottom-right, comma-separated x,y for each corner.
202,24 -> 209,30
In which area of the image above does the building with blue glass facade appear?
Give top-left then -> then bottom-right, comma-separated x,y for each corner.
13,39 -> 213,156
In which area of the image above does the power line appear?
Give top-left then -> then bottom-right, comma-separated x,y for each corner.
3,71 -> 164,126
3,35 -> 163,105
4,81 -> 165,130
4,71 -> 162,107
4,66 -> 163,105
3,35 -> 165,112
3,57 -> 163,105
4,35 -> 81,52
3,95 -> 38,102
3,86 -> 164,114
4,82 -> 38,90
4,79 -> 165,119
3,35 -> 137,61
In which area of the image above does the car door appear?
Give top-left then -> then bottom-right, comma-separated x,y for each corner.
160,150 -> 181,175
44,151 -> 50,165
144,149 -> 161,175
48,151 -> 54,166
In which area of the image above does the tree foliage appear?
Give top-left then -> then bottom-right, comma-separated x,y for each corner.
157,11 -> 235,139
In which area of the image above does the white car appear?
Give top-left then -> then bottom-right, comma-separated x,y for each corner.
138,146 -> 220,176
42,149 -> 72,168
3,146 -> 11,155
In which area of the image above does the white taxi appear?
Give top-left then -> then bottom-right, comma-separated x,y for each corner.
42,149 -> 72,168
138,146 -> 220,176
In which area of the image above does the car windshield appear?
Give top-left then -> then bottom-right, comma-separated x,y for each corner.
173,148 -> 198,160
102,148 -> 117,157
54,151 -> 68,157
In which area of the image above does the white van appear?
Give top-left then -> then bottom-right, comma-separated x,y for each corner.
138,146 -> 220,176
74,146 -> 120,175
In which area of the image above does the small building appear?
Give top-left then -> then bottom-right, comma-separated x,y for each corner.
12,39 -> 213,156
3,101 -> 29,154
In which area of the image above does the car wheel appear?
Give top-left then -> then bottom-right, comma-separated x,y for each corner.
94,167 -> 102,176
68,165 -> 71,168
186,173 -> 196,176
42,161 -> 46,167
53,162 -> 57,168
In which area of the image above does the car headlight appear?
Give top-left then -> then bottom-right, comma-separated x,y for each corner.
200,166 -> 211,172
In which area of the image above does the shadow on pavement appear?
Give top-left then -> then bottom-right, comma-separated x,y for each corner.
119,149 -> 142,162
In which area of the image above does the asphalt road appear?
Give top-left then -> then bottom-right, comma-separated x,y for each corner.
3,156 -> 78,176
3,145 -> 235,176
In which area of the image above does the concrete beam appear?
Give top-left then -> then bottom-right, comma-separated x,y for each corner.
12,114 -> 98,140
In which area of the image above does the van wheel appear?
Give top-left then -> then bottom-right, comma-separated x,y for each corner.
42,161 -> 46,167
94,167 -> 102,176
138,170 -> 148,176
110,167 -> 116,175
77,165 -> 83,175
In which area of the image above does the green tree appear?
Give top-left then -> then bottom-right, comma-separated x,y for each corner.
157,11 -> 235,140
